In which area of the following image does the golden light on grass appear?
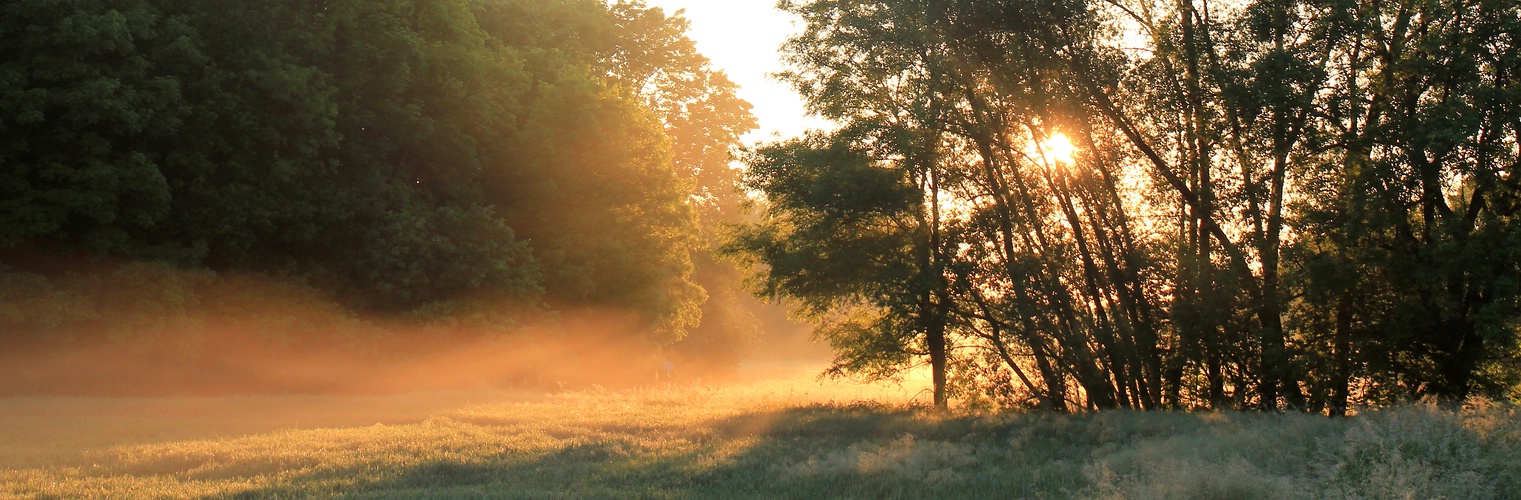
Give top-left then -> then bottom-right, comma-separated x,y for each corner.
1040,133 -> 1077,165
3,373 -> 1512,498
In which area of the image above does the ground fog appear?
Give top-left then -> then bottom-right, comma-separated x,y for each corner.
3,366 -> 1519,499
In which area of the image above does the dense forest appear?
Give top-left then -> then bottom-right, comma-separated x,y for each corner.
732,0 -> 1521,412
5,0 -> 1520,414
0,0 -> 761,391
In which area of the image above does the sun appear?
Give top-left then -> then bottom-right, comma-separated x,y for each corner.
1041,133 -> 1077,165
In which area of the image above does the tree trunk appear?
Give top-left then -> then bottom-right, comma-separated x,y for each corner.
1330,295 -> 1353,417
928,318 -> 948,408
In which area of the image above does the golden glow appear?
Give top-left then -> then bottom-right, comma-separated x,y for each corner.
641,0 -> 834,142
1041,133 -> 1078,165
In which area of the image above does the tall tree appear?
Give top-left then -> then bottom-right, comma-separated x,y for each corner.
749,0 -> 1521,411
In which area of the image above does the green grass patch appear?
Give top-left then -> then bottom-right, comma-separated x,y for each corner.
2,375 -> 1519,499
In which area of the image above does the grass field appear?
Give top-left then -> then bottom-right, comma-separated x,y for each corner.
2,365 -> 1519,499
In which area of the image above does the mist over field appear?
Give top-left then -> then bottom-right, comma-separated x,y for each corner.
0,260 -> 828,396
6,0 -> 1521,496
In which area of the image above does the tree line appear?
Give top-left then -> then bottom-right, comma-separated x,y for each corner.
1,0 -> 759,367
731,0 -> 1521,412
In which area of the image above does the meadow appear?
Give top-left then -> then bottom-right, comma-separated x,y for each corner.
2,366 -> 1519,499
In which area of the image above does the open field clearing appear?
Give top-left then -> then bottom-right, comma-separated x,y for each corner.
3,366 -> 1520,499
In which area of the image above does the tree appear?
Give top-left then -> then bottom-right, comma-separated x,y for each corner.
1288,0 -> 1521,404
749,0 -> 1521,411
2,0 -> 756,359
0,0 -> 186,255
732,128 -> 954,406
601,1 -> 762,360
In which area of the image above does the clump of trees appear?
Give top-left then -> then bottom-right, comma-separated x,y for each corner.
0,1 -> 757,369
731,0 -> 1521,412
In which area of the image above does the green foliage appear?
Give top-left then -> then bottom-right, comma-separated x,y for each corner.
603,1 -> 757,219
0,0 -> 755,352
731,130 -> 934,381
737,0 -> 1521,412
733,0 -> 1521,410
0,0 -> 187,254
735,133 -> 920,310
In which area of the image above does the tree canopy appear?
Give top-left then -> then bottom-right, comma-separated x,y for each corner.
733,0 -> 1521,411
1,0 -> 755,360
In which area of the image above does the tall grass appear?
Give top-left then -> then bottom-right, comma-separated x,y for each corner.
2,372 -> 1518,499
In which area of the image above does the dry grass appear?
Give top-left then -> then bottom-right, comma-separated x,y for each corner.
2,366 -> 1518,499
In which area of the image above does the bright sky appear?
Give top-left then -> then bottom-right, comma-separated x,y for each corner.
641,0 -> 831,145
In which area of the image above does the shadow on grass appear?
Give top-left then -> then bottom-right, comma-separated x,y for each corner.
212,405 -> 1221,499
55,403 -> 1517,499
